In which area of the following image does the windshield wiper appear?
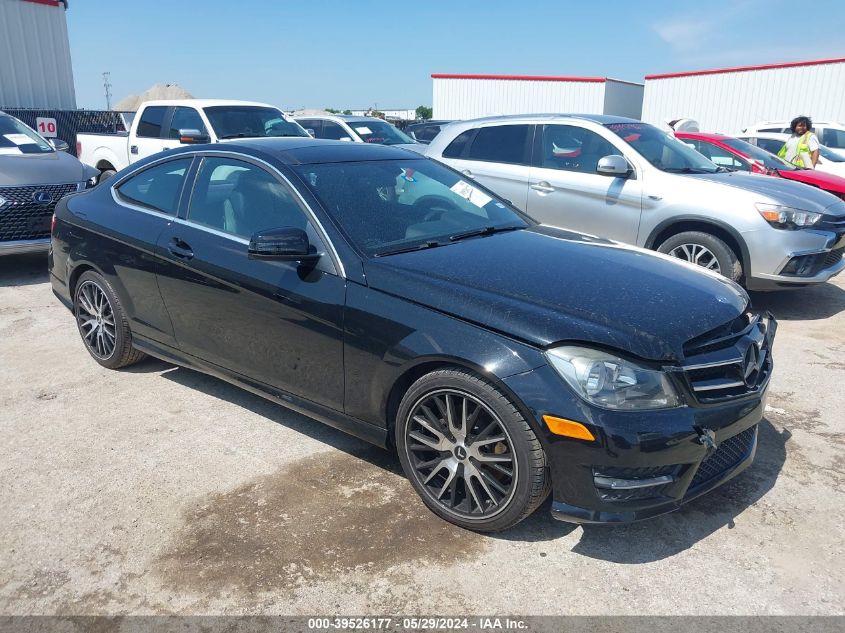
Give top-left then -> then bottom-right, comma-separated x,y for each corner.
663,167 -> 719,174
449,225 -> 522,242
374,241 -> 444,257
218,133 -> 261,140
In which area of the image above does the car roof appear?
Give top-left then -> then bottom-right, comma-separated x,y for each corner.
449,113 -> 641,126
141,99 -> 281,109
231,137 -> 422,164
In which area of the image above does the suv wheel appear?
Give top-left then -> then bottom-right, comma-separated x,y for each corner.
657,231 -> 742,281
395,368 -> 550,532
73,271 -> 146,369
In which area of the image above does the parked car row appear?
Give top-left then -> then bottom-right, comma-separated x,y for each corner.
425,114 -> 845,290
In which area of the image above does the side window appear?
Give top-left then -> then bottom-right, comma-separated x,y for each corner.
187,157 -> 308,239
116,158 -> 192,214
467,125 -> 530,165
136,106 -> 167,138
169,107 -> 207,139
321,121 -> 352,141
699,142 -> 749,171
540,124 -> 620,173
442,129 -> 474,158
757,138 -> 784,154
822,128 -> 845,149
298,119 -> 321,138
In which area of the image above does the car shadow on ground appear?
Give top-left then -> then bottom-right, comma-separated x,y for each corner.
749,281 -> 845,320
130,358 -> 788,563
0,252 -> 49,288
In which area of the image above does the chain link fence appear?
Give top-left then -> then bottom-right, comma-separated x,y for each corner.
2,109 -> 132,157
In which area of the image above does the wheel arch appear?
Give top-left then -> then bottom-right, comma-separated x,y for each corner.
383,356 -> 542,451
644,216 -> 751,279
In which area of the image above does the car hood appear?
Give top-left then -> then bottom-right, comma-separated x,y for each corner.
0,151 -> 96,186
777,168 -> 845,194
687,171 -> 844,213
364,226 -> 749,362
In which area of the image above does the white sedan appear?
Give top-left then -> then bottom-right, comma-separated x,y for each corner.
737,132 -> 845,178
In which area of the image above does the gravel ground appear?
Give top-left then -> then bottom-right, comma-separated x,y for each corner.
0,252 -> 843,616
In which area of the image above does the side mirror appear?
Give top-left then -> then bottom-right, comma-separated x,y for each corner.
596,154 -> 631,177
178,128 -> 211,144
49,138 -> 69,152
248,227 -> 321,263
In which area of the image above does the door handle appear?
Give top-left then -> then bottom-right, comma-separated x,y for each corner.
530,181 -> 555,193
130,145 -> 139,154
167,238 -> 194,260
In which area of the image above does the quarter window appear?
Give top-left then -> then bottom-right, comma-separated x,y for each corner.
442,130 -> 474,158
467,125 -> 531,165
540,125 -> 620,173
116,158 -> 192,215
169,107 -> 207,139
136,106 -> 167,138
187,157 -> 308,239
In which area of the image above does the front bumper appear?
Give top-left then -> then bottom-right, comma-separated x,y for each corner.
0,238 -> 50,255
743,225 -> 845,290
503,349 -> 770,525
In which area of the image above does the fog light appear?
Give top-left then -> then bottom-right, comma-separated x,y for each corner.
543,415 -> 595,441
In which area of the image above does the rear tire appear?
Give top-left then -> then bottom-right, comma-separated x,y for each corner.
657,231 -> 742,282
73,271 -> 146,369
395,368 -> 550,532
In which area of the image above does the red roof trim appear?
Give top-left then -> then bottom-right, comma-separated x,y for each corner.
21,0 -> 62,7
646,56 -> 845,80
431,73 -> 607,83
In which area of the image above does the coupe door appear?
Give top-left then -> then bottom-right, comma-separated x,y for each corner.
526,124 -> 642,243
155,155 -> 345,410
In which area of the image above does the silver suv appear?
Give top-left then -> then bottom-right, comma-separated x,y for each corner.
426,114 -> 845,290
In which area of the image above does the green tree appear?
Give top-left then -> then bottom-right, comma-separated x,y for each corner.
325,108 -> 341,114
342,109 -> 352,115
415,105 -> 433,120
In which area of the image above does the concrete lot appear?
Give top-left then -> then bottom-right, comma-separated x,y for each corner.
0,252 -> 843,615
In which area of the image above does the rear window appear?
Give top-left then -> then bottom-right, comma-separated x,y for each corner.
136,106 -> 167,138
466,125 -> 531,165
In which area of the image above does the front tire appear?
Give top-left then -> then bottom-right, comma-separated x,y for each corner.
73,271 -> 146,369
395,368 -> 550,532
657,231 -> 742,282
98,169 -> 116,184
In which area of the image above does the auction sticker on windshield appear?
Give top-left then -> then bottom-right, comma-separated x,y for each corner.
451,180 -> 492,208
355,126 -> 373,135
3,134 -> 33,146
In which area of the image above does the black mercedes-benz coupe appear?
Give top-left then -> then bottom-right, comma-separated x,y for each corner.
49,139 -> 775,531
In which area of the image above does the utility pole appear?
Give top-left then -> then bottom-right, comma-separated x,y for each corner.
102,72 -> 112,110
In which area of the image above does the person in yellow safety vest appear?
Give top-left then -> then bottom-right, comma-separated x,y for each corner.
778,115 -> 820,168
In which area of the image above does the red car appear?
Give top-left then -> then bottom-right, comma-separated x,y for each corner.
676,132 -> 845,201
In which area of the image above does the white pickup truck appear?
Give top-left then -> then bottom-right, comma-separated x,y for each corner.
77,99 -> 309,181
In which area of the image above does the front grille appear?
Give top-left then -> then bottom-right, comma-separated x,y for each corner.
0,183 -> 78,242
598,485 -> 671,502
681,312 -> 775,403
822,247 -> 844,269
689,425 -> 756,489
780,247 -> 844,276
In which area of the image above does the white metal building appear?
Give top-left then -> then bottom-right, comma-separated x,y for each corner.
432,74 -> 644,120
0,0 -> 76,109
642,57 -> 845,134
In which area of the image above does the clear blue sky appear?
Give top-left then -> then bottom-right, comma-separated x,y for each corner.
68,0 -> 845,110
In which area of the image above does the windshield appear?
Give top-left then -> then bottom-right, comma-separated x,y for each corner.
720,137 -> 796,171
0,115 -> 53,154
294,159 -> 530,256
820,144 -> 845,162
348,119 -> 414,145
203,106 -> 309,139
605,122 -> 720,173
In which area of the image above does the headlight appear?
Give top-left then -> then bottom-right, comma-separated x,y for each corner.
546,346 -> 681,410
756,203 -> 821,229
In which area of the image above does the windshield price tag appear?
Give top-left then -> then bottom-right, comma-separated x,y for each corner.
3,133 -> 33,146
36,117 -> 58,138
451,180 -> 492,208
354,126 -> 373,135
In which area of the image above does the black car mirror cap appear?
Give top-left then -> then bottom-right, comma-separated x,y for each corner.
248,227 -> 322,263
178,128 -> 211,144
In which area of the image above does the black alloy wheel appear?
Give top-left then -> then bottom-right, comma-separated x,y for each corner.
396,369 -> 550,532
73,271 -> 146,369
